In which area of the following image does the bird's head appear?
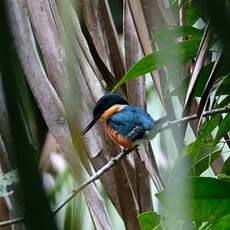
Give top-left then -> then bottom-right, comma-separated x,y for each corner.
82,94 -> 129,135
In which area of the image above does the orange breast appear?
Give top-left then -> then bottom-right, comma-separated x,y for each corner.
101,104 -> 134,149
105,125 -> 134,149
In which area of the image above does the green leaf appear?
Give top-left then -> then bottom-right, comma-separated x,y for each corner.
181,114 -> 221,176
167,63 -> 214,97
216,95 -> 230,108
171,116 -> 221,178
185,0 -> 202,26
215,74 -> 230,96
211,215 -> 230,229
215,113 -> 230,144
0,169 -> 18,197
198,114 -> 220,140
219,156 -> 230,181
154,26 -> 203,46
221,156 -> 230,176
181,141 -> 221,176
156,177 -> 230,222
167,76 -> 190,97
111,39 -> 201,93
189,145 -> 221,176
138,211 -> 161,230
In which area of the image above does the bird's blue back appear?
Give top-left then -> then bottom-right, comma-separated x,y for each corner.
107,105 -> 155,139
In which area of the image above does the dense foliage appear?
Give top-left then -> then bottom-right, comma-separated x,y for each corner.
0,0 -> 230,230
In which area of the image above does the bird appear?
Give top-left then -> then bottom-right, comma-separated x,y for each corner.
82,94 -> 167,150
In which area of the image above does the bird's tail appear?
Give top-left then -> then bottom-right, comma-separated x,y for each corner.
151,115 -> 169,137
156,115 -> 169,126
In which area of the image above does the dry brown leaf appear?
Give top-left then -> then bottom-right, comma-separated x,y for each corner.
11,0 -> 112,228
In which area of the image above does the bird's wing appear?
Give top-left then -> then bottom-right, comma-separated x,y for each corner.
125,125 -> 146,141
107,108 -> 147,142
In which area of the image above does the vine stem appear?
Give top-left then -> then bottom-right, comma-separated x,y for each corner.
1,105 -> 230,227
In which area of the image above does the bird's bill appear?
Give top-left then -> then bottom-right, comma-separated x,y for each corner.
82,116 -> 99,135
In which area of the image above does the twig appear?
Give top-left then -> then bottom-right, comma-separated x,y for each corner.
53,148 -> 133,214
0,217 -> 23,227
52,104 -> 230,214
161,105 -> 230,131
1,105 -> 230,226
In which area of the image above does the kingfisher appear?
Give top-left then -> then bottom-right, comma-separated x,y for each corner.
82,94 -> 167,150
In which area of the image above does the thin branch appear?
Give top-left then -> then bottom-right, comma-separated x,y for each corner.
54,105 -> 230,212
1,105 -> 230,227
163,105 -> 230,130
0,217 -> 23,227
53,148 -> 133,214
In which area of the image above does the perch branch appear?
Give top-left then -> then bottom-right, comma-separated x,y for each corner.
0,217 -> 23,227
53,148 -> 133,214
1,105 -> 230,226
